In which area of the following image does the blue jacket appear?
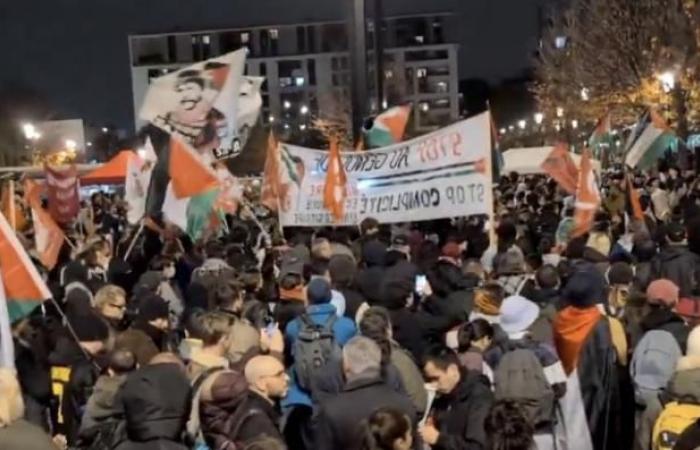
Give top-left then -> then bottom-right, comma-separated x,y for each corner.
282,303 -> 357,408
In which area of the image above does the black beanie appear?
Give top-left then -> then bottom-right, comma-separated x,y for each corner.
138,294 -> 170,322
70,313 -> 109,342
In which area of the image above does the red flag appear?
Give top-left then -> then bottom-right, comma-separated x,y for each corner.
572,149 -> 601,237
24,179 -> 64,270
45,165 -> 80,224
323,138 -> 347,223
260,132 -> 281,211
168,137 -> 219,199
626,173 -> 644,221
540,143 -> 580,194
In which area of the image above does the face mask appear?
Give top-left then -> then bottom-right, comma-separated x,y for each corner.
163,266 -> 176,279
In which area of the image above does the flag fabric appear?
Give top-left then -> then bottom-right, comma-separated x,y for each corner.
25,179 -> 64,270
540,143 -> 580,194
0,276 -> 14,368
140,49 -> 248,162
236,76 -> 264,150
0,210 -> 51,323
588,113 -> 612,151
45,165 -> 80,224
1,180 -> 26,231
125,153 -> 154,225
572,149 -> 601,237
323,139 -> 348,222
489,111 -> 505,181
162,184 -> 190,233
168,137 -> 219,199
213,164 -> 242,215
186,189 -> 225,241
364,105 -> 411,148
624,109 -> 677,170
355,136 -> 365,152
142,136 -> 158,163
625,172 -> 644,222
261,133 -> 281,211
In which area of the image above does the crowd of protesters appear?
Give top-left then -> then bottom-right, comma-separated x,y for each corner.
5,164 -> 700,450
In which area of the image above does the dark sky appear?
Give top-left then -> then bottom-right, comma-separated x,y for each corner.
0,0 -> 555,131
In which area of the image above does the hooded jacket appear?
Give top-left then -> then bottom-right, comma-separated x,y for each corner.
79,374 -> 127,440
650,244 -> 700,297
114,363 -> 191,450
640,306 -> 690,353
356,240 -> 387,304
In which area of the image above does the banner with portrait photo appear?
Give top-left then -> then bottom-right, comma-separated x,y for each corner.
276,112 -> 493,227
139,49 -> 248,163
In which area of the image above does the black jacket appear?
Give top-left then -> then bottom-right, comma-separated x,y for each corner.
14,337 -> 52,430
48,336 -> 100,446
114,363 -> 191,450
338,287 -> 365,321
650,245 -> 700,297
315,372 -> 416,450
234,390 -> 284,445
640,306 -> 690,353
430,369 -> 493,450
389,307 -> 453,363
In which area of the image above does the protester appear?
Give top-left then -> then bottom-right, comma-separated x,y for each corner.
115,293 -> 171,366
484,400 -> 535,450
93,284 -> 128,331
456,319 -> 495,382
360,407 -> 414,450
315,336 -> 416,450
421,346 -> 493,449
0,368 -> 58,450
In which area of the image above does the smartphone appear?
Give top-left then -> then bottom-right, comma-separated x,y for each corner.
415,275 -> 427,294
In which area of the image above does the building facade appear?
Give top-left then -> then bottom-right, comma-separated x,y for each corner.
129,13 -> 459,137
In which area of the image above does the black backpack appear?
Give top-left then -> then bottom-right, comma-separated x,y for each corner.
293,314 -> 341,391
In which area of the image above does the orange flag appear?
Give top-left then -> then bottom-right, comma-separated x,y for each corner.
540,143 -> 580,194
24,179 -> 65,270
168,137 -> 219,199
0,207 -> 52,322
323,138 -> 348,223
626,172 -> 644,221
572,149 -> 601,237
260,132 -> 281,211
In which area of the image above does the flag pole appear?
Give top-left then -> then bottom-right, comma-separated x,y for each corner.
124,220 -> 145,261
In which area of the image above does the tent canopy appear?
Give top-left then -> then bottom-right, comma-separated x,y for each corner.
502,146 -> 601,175
81,150 -> 136,185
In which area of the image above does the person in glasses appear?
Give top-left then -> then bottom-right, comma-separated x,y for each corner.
94,285 -> 128,332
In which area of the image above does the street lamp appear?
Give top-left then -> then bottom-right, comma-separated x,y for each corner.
65,139 -> 77,151
658,72 -> 676,93
23,123 -> 37,139
300,105 -> 309,115
518,120 -> 527,130
534,113 -> 544,125
556,107 -> 564,118
571,120 -> 579,129
499,128 -> 506,135
101,127 -> 109,133
283,101 -> 292,110
580,88 -> 590,101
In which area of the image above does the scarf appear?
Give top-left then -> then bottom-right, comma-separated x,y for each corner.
280,285 -> 306,303
553,306 -> 602,375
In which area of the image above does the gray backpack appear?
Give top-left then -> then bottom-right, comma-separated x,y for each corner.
494,348 -> 556,428
293,314 -> 341,391
631,330 -> 683,406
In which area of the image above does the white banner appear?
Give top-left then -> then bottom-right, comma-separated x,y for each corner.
277,112 -> 493,227
139,49 -> 248,162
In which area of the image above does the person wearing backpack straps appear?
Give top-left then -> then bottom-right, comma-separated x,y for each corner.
640,279 -> 690,353
492,295 -> 567,450
635,326 -> 700,450
553,268 -> 621,450
283,278 -> 356,402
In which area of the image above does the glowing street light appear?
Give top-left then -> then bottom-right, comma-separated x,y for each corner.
658,71 -> 676,93
499,128 -> 506,135
580,88 -> 590,101
101,127 -> 109,133
300,105 -> 309,115
283,101 -> 292,110
65,139 -> 77,150
534,113 -> 544,125
556,107 -> 564,118
571,120 -> 579,129
518,120 -> 527,130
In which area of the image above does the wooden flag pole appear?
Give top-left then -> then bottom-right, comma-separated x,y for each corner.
123,220 -> 145,261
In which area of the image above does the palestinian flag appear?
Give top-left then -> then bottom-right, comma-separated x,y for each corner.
624,109 -> 677,170
588,112 -> 612,161
364,105 -> 411,149
0,210 -> 51,323
572,149 -> 601,237
541,143 -> 579,194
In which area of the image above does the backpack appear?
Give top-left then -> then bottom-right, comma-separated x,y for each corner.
78,420 -> 120,450
493,347 -> 556,428
652,400 -> 700,450
293,314 -> 341,391
631,330 -> 683,406
186,367 -> 226,450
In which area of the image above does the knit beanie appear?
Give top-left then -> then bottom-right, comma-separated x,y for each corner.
646,279 -> 680,307
138,294 -> 170,321
70,313 -> 109,342
608,262 -> 634,285
328,255 -> 357,287
562,268 -> 606,308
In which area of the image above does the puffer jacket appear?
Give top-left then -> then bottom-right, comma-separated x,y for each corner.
78,374 -> 127,444
114,363 -> 191,450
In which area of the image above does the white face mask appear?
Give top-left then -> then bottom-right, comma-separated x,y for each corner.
163,266 -> 176,279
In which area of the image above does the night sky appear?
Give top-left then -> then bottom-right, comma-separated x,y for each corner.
0,0 -> 555,130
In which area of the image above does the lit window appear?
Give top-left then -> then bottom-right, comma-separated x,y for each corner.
420,102 -> 430,112
417,68 -> 427,78
270,29 -> 279,39
284,101 -> 292,110
300,105 -> 309,115
284,123 -> 290,130
202,35 -> 211,45
269,115 -> 275,123
241,32 -> 250,44
415,35 -> 425,44
300,124 -> 307,131
555,36 -> 567,49
385,69 -> 394,79
295,77 -> 305,87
